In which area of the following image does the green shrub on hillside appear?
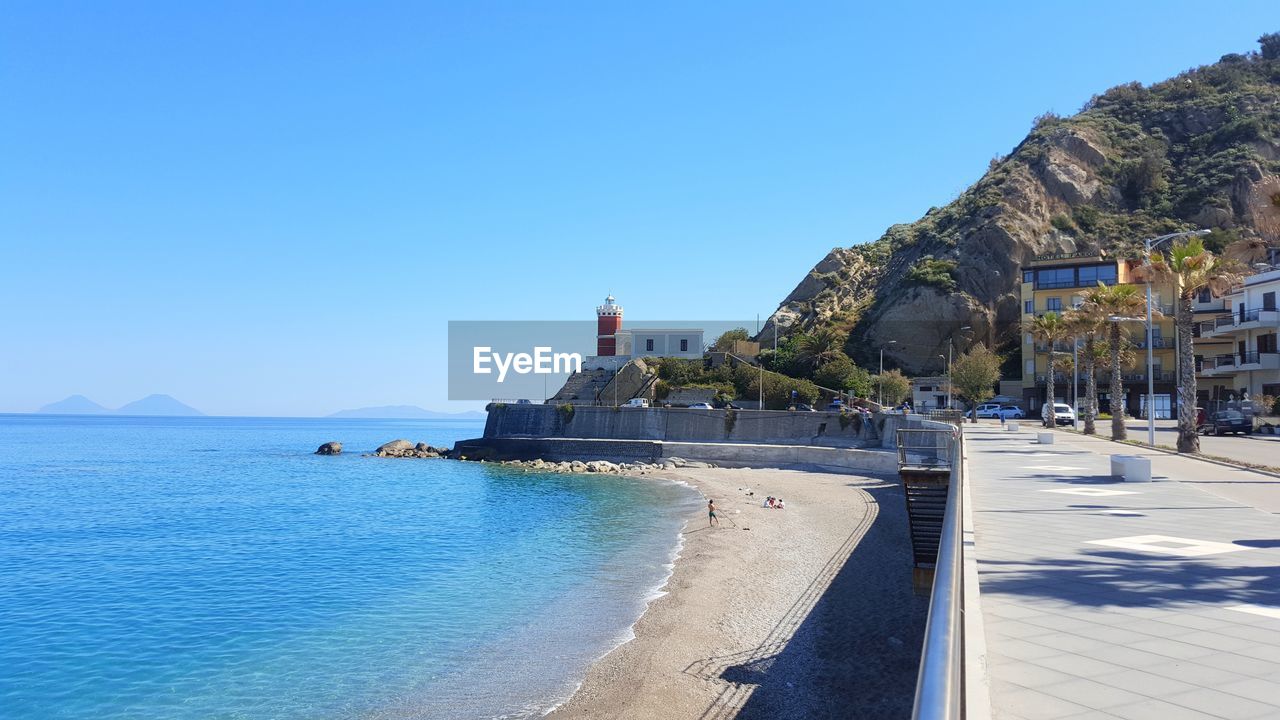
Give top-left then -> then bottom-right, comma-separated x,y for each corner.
905,257 -> 959,292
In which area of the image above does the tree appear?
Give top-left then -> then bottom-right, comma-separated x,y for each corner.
1025,312 -> 1068,424
1148,237 -> 1244,452
813,354 -> 873,398
1088,283 -> 1148,440
747,373 -> 820,410
874,369 -> 911,407
1261,32 -> 1280,60
795,328 -> 846,373
712,327 -> 750,352
951,346 -> 1002,422
1068,290 -> 1109,435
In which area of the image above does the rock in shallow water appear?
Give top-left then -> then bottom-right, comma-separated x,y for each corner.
315,442 -> 342,456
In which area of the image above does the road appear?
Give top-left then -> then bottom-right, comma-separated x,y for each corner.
971,417 -> 1280,474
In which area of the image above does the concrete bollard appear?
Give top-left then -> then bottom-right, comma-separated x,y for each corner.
1007,422 -> 1019,432
1121,456 -> 1152,482
1037,432 -> 1055,444
1110,455 -> 1132,478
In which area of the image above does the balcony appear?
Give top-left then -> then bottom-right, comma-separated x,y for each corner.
1132,337 -> 1174,350
1200,308 -> 1280,338
1199,352 -> 1280,375
1236,351 -> 1280,371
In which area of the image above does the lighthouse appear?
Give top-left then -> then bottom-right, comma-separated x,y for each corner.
596,295 -> 623,356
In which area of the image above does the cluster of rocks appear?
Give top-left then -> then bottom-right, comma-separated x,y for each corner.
315,442 -> 342,455
492,456 -> 718,474
372,439 -> 451,458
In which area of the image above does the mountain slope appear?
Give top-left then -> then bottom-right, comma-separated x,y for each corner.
114,394 -> 204,416
38,395 -> 109,414
766,35 -> 1280,374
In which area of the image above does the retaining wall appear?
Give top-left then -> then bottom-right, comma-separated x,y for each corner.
483,403 -> 878,447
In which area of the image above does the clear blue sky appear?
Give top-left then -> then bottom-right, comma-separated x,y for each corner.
1,2 -> 1270,416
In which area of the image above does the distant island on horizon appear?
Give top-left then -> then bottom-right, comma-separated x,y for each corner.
37,394 -> 205,416
327,405 -> 487,420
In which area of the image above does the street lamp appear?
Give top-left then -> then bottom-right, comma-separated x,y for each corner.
1140,229 -> 1210,447
879,340 -> 898,406
1109,314 -> 1144,437
947,326 -> 972,409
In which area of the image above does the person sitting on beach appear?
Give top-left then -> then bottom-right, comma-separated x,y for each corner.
708,499 -> 719,527
775,498 -> 785,509
764,496 -> 775,508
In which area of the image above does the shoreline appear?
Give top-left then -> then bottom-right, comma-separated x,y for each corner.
545,465 -> 928,720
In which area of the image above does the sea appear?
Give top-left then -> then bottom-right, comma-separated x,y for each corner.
0,414 -> 702,719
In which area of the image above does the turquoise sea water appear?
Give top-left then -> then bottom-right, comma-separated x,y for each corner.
0,415 -> 701,719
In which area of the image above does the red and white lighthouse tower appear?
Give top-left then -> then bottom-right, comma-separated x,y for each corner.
596,295 -> 623,356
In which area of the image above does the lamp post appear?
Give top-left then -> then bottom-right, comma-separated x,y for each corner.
947,326 -> 972,409
879,340 -> 898,406
1109,314 -> 1144,438
1141,229 -> 1210,447
938,355 -> 947,411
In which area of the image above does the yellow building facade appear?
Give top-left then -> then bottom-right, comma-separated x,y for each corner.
1019,252 -> 1179,418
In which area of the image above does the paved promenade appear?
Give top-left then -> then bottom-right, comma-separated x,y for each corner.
965,424 -> 1280,719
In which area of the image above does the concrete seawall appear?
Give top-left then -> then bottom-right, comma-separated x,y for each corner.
483,403 -> 879,447
452,436 -> 897,476
455,404 -> 930,475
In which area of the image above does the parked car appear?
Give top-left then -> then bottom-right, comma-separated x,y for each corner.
516,399 -> 533,404
1041,402 -> 1076,426
1210,409 -> 1252,435
791,403 -> 816,412
997,406 -> 1025,419
826,399 -> 844,411
972,403 -> 1003,419
623,398 -> 650,408
687,402 -> 714,410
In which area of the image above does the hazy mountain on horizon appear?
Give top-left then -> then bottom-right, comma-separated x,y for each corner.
37,394 -> 109,414
328,405 -> 487,419
37,394 -> 204,416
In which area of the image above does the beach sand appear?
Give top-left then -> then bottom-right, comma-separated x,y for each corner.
547,466 -> 927,720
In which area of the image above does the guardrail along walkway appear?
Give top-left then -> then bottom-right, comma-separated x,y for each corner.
965,424 -> 1280,719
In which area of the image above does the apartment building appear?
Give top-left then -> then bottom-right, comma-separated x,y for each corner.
1019,251 -> 1179,418
1194,267 -> 1280,405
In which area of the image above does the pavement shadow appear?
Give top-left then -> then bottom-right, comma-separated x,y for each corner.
978,549 -> 1280,609
685,482 -> 928,720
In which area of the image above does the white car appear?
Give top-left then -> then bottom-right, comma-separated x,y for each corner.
1041,402 -> 1076,426
996,406 -> 1025,420
972,403 -> 1003,418
624,398 -> 650,408
686,402 -> 714,410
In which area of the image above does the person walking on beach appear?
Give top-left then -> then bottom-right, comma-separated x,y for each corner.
708,499 -> 719,527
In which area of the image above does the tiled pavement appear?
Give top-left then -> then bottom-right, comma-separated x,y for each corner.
965,424 -> 1280,720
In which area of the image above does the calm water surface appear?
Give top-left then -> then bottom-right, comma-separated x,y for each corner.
0,415 -> 700,719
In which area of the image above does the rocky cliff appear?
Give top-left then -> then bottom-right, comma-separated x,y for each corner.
765,35 -> 1280,374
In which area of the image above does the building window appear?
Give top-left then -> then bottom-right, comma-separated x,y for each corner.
679,339 -> 688,352
1025,333 -> 1033,345
1023,270 -> 1034,283
1024,300 -> 1034,314
1265,292 -> 1276,311
1036,268 -> 1075,289
1025,359 -> 1035,375
1261,334 -> 1277,354
1046,297 -> 1062,312
1078,264 -> 1118,286
645,339 -> 654,352
1199,288 -> 1212,303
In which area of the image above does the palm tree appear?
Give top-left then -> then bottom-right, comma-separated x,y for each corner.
1065,299 -> 1105,435
1026,312 -> 1067,426
1149,237 -> 1244,453
795,328 -> 846,372
1088,283 -> 1147,440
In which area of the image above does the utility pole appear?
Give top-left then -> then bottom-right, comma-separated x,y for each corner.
1142,229 -> 1210,447
879,340 -> 898,406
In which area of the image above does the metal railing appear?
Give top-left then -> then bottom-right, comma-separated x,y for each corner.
902,425 -> 964,720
